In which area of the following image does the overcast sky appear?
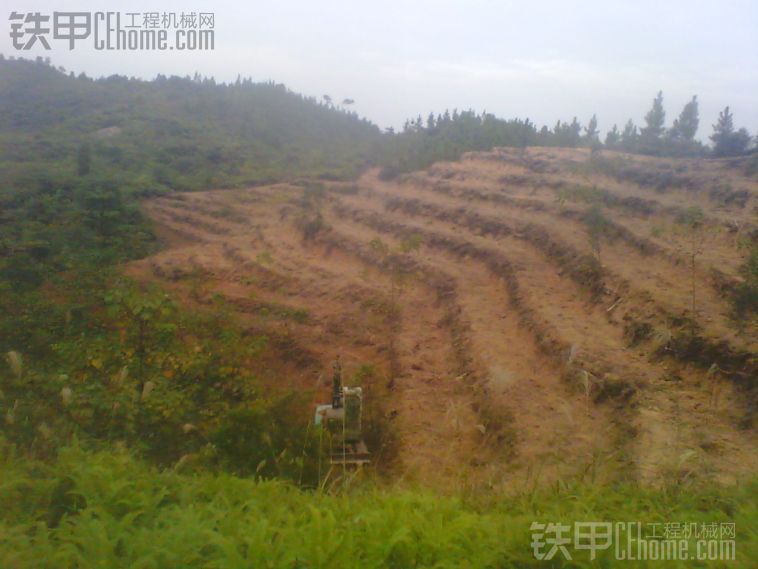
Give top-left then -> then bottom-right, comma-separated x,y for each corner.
3,1 -> 757,138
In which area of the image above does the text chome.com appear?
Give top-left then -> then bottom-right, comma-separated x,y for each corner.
531,520 -> 737,562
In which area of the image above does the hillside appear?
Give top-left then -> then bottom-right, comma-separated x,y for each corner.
129,147 -> 757,488
0,57 -> 381,191
1,56 -> 757,567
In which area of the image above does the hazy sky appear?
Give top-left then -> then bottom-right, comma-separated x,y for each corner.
3,1 -> 757,138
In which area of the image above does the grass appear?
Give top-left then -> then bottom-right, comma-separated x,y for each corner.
1,439 -> 755,568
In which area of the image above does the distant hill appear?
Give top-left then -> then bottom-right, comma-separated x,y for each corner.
0,56 -> 382,192
0,56 -> 382,314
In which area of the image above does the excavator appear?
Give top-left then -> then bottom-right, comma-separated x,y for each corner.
314,356 -> 370,468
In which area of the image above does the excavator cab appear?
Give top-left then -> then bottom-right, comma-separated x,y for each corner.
314,357 -> 370,467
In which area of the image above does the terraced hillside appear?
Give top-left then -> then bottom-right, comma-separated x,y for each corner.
129,147 -> 757,490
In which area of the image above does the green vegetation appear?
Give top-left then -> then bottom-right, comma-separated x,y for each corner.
711,107 -> 753,158
380,92 -> 756,175
0,57 -> 372,500
582,204 -> 612,261
0,280 -> 323,482
0,56 -> 380,190
731,241 -> 758,329
1,441 -> 755,567
378,111 -> 537,175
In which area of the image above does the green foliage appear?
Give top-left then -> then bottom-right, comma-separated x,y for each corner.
621,119 -> 639,149
614,93 -> 710,157
711,106 -> 752,157
0,57 -> 381,190
670,96 -> 700,142
552,117 -> 583,147
557,184 -> 606,205
584,113 -> 599,145
399,233 -> 423,254
0,441 -> 754,567
210,395 -> 323,485
0,56 -> 756,567
605,124 -> 621,147
731,241 -> 758,327
378,88 -> 751,174
0,279 -> 326,479
76,142 -> 91,176
677,206 -> 705,229
369,237 -> 390,257
378,111 -> 539,174
297,212 -> 328,242
583,204 -> 612,259
641,91 -> 666,141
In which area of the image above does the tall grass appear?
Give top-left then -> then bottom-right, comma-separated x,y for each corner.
1,438 -> 755,568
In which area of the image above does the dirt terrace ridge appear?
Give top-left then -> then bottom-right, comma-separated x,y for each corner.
129,147 -> 758,490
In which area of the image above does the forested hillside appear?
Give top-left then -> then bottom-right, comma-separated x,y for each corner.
0,56 -> 381,189
379,97 -> 757,176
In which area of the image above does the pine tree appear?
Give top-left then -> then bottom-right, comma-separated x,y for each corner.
620,119 -> 638,150
671,95 -> 699,141
641,91 -> 665,140
568,117 -> 582,147
710,106 -> 750,156
605,124 -> 620,147
584,114 -> 599,144
426,113 -> 436,131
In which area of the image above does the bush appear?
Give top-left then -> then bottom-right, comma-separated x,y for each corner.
377,165 -> 400,181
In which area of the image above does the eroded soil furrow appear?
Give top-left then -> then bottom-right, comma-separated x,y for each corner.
332,202 -> 640,395
462,148 -> 756,219
331,199 -> 756,482
414,152 -> 754,277
377,172 -> 740,326
348,185 -> 757,384
330,214 -> 616,482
